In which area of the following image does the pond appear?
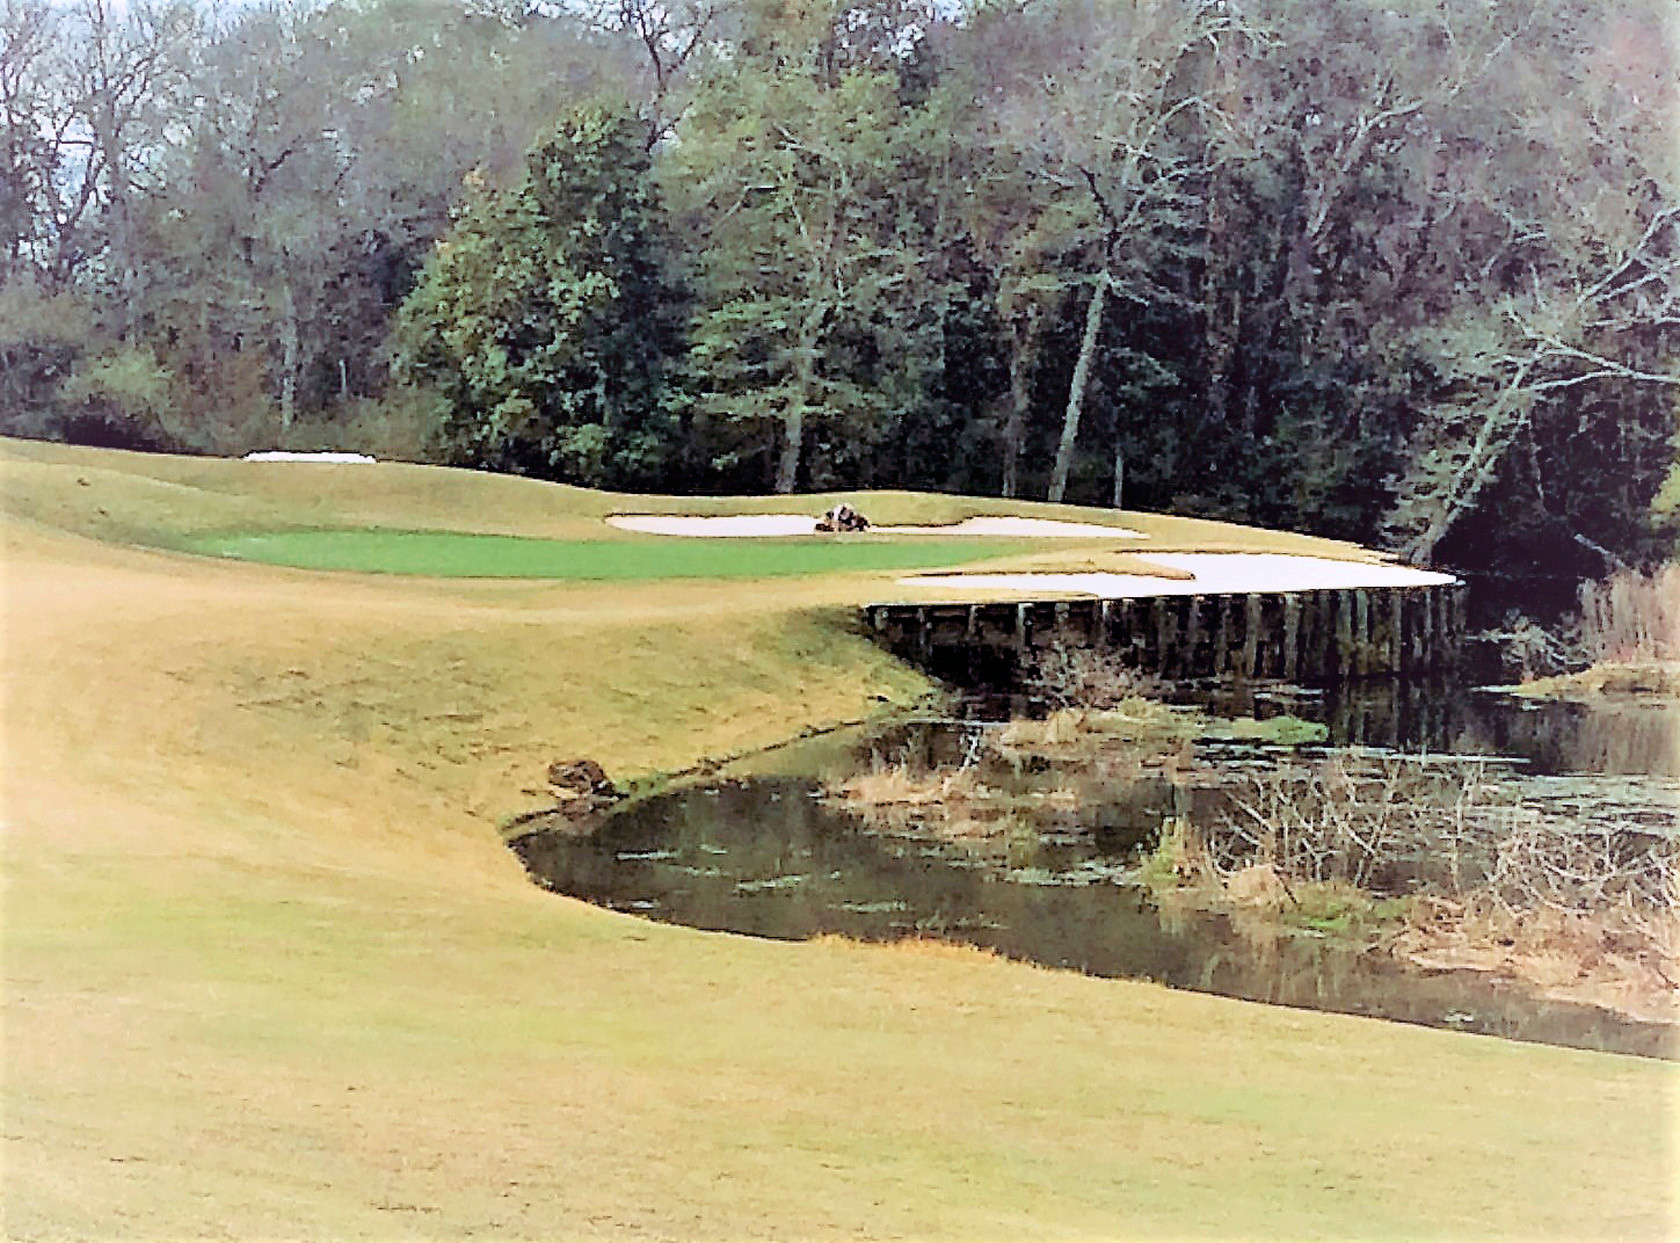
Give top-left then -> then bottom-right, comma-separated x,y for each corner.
511,681 -> 1678,1060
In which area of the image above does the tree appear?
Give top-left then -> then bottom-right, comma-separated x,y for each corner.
1377,0 -> 1680,566
665,0 -> 943,492
393,103 -> 685,486
957,0 -> 1257,505
0,0 -> 57,283
581,0 -> 727,146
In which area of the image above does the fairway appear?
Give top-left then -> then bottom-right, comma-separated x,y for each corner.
187,528 -> 1036,579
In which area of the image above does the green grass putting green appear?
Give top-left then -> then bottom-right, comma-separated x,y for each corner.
187,528 -> 1036,579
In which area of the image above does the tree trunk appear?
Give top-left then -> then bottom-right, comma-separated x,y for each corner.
777,302 -> 828,494
1202,167 -> 1238,440
1001,305 -> 1041,500
1400,364 -> 1536,564
1110,439 -> 1124,510
278,276 -> 299,431
1048,272 -> 1107,504
776,402 -> 805,494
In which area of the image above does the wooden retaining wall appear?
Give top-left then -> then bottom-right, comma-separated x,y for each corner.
861,584 -> 1468,683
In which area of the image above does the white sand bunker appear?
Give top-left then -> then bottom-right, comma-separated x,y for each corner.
609,514 -> 822,537
244,451 -> 376,464
606,513 -> 1143,539
875,516 -> 1143,539
897,552 -> 1459,600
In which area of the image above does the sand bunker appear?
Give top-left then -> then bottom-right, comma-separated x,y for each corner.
244,451 -> 377,464
608,514 -> 823,537
876,516 -> 1143,539
896,552 -> 1459,600
606,514 -> 1143,539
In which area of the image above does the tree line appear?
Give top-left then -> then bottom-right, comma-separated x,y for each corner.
4,0 -> 1678,582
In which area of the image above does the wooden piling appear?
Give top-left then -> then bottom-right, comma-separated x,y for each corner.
1241,595 -> 1262,680
1282,594 -> 1300,682
1386,590 -> 1403,674
1155,600 -> 1177,678
1333,591 -> 1353,678
864,578 -> 1461,683
1183,596 -> 1202,681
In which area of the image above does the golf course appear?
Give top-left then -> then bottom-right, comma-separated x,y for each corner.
4,437 -> 1675,1240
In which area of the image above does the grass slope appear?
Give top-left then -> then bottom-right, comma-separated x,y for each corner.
3,440 -> 1675,1240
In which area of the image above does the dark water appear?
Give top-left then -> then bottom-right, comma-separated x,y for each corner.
513,683 -> 1677,1059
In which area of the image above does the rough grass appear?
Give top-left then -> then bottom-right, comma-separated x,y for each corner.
4,439 -> 1677,1240
186,528 -> 1040,579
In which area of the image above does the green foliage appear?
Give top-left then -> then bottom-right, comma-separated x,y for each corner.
394,104 -> 686,486
1652,426 -> 1680,549
272,390 -> 441,463
7,0 -> 1678,585
663,0 -> 958,492
0,280 -> 99,440
1137,817 -> 1196,891
60,347 -> 174,421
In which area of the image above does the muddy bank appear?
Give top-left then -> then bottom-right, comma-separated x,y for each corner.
1509,661 -> 1680,700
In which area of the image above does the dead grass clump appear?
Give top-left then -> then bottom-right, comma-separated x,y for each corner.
1517,661 -> 1680,700
1225,863 -> 1290,908
996,702 -> 1193,756
1396,895 -> 1678,1024
1144,819 -> 1397,943
838,764 -> 985,807
997,706 -> 1104,750
1578,564 -> 1680,664
809,932 -> 1009,964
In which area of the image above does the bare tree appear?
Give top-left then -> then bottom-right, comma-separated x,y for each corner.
583,0 -> 725,146
978,0 -> 1260,504
54,0 -> 198,324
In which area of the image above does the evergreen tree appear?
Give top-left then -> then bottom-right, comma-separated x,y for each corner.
394,104 -> 685,486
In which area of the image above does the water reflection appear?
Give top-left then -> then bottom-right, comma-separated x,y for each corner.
1198,678 -> 1680,776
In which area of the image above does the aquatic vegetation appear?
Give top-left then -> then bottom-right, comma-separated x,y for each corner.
1198,715 -> 1329,746
1150,755 -> 1679,1021
1022,642 -> 1166,710
835,762 -> 989,808
1396,896 -> 1678,1026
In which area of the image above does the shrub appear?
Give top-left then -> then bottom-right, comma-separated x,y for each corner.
1022,641 -> 1162,711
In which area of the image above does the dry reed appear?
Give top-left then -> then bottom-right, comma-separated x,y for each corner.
1577,564 -> 1680,663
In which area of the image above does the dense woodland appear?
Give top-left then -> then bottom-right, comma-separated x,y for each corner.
4,0 -> 1678,584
